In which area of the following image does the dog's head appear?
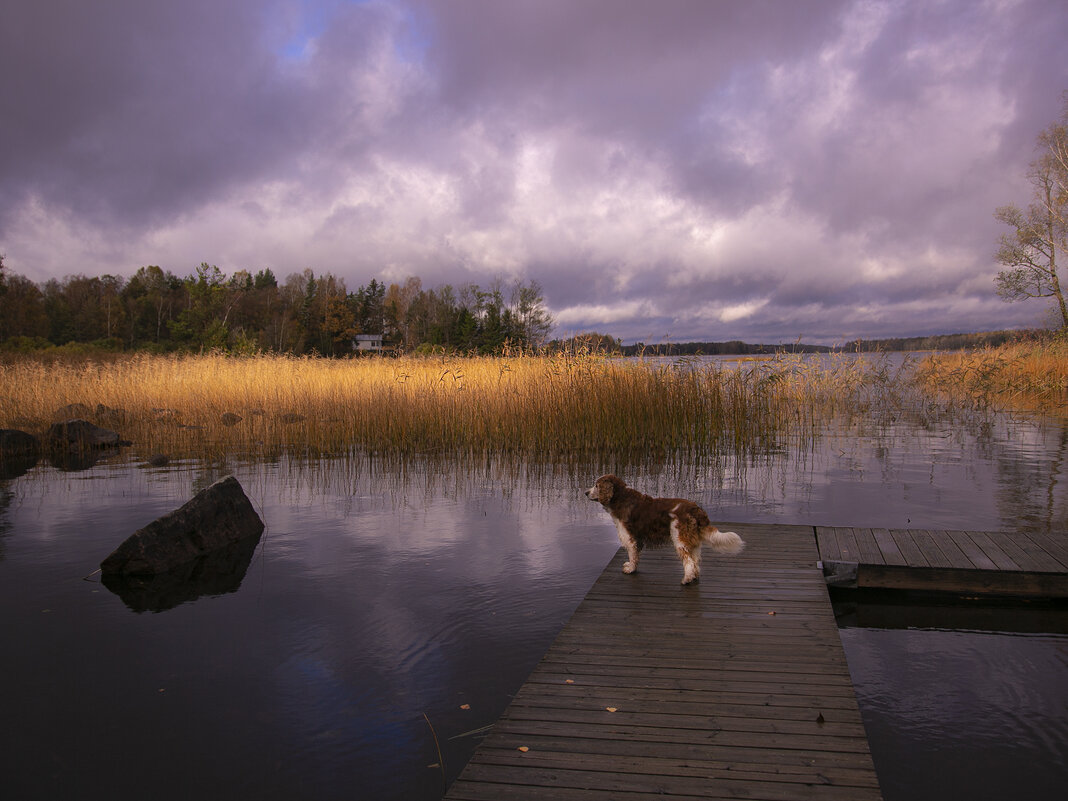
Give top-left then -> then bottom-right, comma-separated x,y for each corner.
585,474 -> 625,504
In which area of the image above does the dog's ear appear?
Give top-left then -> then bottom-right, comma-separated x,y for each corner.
602,474 -> 624,499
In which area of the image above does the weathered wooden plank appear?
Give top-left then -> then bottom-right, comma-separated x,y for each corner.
498,705 -> 869,739
545,642 -> 853,667
984,530 -> 1057,572
925,530 -> 973,570
478,731 -> 882,772
833,527 -> 862,563
869,527 -> 908,566
489,723 -> 876,750
944,530 -> 999,570
908,529 -> 957,568
448,779 -> 882,801
548,634 -> 852,656
528,670 -> 862,699
815,526 -> 843,562
505,702 -> 867,733
557,619 -> 840,639
490,716 -> 876,753
546,641 -> 853,665
1025,531 -> 1068,569
453,762 -> 882,801
512,686 -> 864,719
851,528 -> 886,565
967,530 -> 1021,570
534,660 -> 854,687
509,675 -> 864,710
469,746 -> 882,789
888,529 -> 929,566
559,610 -> 841,632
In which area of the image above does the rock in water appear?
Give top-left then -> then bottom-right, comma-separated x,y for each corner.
100,475 -> 264,576
46,418 -> 122,449
0,428 -> 40,456
0,429 -> 41,479
101,533 -> 263,613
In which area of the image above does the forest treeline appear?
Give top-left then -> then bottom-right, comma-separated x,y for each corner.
0,257 -> 1044,357
0,257 -> 554,355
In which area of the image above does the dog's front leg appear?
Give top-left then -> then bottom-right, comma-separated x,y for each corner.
614,520 -> 640,574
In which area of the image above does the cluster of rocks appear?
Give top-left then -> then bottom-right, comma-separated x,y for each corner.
1,416 -> 131,476
3,403 -> 310,481
0,404 -> 269,476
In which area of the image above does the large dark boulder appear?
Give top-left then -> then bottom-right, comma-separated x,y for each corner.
0,429 -> 41,479
100,475 -> 264,576
0,428 -> 40,456
46,418 -> 124,450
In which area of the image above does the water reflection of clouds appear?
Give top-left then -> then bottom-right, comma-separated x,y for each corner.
242,468 -> 616,795
840,627 -> 1068,801
702,411 -> 1067,533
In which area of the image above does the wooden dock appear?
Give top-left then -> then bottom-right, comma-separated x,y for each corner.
816,526 -> 1068,596
446,523 -> 883,800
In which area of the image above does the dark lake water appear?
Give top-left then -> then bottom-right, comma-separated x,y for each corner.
836,597 -> 1068,801
1,404 -> 1066,800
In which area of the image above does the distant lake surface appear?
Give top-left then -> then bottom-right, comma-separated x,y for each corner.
1,384 -> 1065,799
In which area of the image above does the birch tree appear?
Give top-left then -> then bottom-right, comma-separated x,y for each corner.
995,102 -> 1068,330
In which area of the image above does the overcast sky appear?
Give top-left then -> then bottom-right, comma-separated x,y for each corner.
2,0 -> 1066,345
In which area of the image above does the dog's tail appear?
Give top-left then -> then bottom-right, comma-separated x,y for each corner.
702,526 -> 745,554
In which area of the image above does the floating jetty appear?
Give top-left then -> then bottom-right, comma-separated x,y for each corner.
816,525 -> 1068,596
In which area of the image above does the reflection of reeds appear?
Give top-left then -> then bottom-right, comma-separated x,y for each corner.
914,338 -> 1068,416
0,352 -> 923,459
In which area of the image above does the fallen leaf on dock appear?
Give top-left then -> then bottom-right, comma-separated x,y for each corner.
517,746 -> 529,752
564,679 -> 574,684
767,611 -> 776,615
459,703 -> 470,710
606,707 -> 618,713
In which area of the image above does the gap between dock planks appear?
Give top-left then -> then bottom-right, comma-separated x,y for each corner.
445,522 -> 882,801
816,526 -> 1068,596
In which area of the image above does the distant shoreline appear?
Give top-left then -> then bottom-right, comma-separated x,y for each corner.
613,328 -> 1043,356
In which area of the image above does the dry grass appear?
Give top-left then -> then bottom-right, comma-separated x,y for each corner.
0,351 -> 912,461
914,337 -> 1068,417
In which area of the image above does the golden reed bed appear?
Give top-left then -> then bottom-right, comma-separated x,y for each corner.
1,345 -> 1061,461
915,338 -> 1068,415
0,352 -> 876,460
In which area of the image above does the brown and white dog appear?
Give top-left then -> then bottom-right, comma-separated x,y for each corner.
585,474 -> 744,584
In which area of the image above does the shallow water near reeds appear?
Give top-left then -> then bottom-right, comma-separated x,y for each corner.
1,405 -> 1066,800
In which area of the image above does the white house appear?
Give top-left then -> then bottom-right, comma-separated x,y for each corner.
354,334 -> 384,352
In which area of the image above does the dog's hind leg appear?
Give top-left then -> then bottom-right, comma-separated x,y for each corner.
614,519 -> 641,574
670,512 -> 701,584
